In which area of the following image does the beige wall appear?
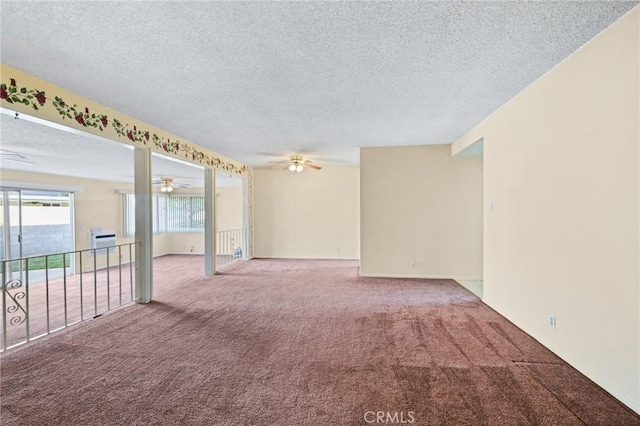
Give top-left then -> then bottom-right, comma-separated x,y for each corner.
253,166 -> 359,259
216,186 -> 243,232
452,7 -> 639,413
0,172 -> 246,260
2,169 -> 132,246
1,169 -> 146,270
0,170 -> 208,260
360,145 -> 483,279
164,233 -> 204,255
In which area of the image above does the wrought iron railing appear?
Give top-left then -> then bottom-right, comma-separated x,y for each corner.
216,228 -> 248,267
0,242 -> 139,352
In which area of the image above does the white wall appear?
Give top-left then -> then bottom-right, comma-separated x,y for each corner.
253,166 -> 359,259
360,144 -> 483,279
452,7 -> 639,413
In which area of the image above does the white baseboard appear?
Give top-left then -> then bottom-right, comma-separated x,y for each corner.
359,271 -> 482,281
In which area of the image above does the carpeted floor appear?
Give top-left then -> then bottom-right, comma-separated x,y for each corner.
0,254 -> 240,349
1,256 -> 638,425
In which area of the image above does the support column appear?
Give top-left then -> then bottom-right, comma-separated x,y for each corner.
204,169 -> 217,276
242,177 -> 250,259
134,147 -> 153,303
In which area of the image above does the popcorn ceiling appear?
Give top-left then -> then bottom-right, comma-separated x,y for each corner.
1,1 -> 636,169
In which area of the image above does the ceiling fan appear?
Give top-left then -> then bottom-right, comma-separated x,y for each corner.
152,176 -> 188,193
283,155 -> 322,173
0,149 -> 35,166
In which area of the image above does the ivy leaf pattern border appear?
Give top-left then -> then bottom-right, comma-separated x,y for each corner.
1,78 -> 249,175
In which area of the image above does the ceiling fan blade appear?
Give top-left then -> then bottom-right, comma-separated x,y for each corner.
305,164 -> 322,170
268,160 -> 288,164
282,166 -> 291,170
0,150 -> 35,166
1,157 -> 34,165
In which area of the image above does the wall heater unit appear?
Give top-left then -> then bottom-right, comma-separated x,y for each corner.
89,227 -> 116,255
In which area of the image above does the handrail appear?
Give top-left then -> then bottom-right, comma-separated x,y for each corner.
0,242 -> 138,263
216,227 -> 248,266
1,242 -> 139,352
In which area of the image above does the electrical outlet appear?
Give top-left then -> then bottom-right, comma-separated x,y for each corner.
410,261 -> 417,269
548,315 -> 556,330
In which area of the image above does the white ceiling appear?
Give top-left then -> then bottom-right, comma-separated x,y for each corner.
0,112 -> 241,188
0,1 -> 637,170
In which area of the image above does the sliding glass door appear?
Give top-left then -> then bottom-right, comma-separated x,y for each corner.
0,189 -> 74,284
0,190 -> 23,282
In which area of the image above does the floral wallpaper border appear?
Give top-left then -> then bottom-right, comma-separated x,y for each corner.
1,78 -> 250,175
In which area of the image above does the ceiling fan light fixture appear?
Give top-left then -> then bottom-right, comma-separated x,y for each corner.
284,154 -> 320,173
159,176 -> 175,192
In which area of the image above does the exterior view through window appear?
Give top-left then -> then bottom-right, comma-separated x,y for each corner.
0,190 -> 74,284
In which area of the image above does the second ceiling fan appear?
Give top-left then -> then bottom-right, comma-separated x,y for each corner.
152,176 -> 189,193
284,155 -> 321,173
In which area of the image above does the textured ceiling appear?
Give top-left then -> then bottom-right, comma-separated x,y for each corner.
0,113 -> 242,188
0,1 -> 637,169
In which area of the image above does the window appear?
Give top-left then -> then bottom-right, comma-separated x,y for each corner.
167,196 -> 205,232
123,194 -> 168,237
123,194 -> 204,236
123,194 -> 135,237
0,190 -> 74,264
153,196 -> 168,234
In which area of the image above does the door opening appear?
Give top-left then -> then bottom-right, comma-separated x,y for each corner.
0,189 -> 75,284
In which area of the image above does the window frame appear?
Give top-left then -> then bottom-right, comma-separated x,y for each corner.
123,193 -> 205,237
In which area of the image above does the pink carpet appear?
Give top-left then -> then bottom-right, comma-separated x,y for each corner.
1,256 -> 638,425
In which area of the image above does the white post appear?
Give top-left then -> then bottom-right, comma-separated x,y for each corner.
134,147 -> 153,303
242,176 -> 250,259
204,169 -> 217,275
